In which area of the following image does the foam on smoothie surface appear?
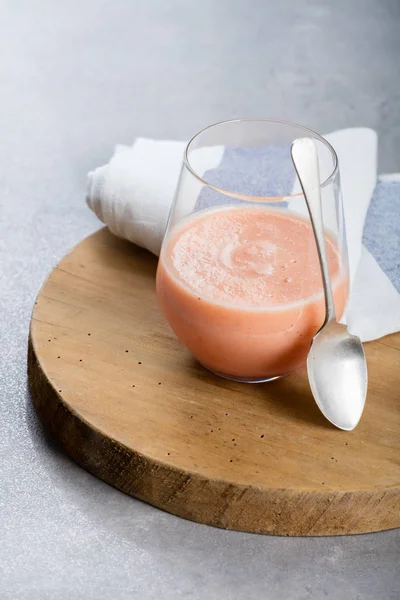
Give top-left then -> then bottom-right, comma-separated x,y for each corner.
168,207 -> 340,307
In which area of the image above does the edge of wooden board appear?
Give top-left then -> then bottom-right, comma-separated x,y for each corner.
28,331 -> 400,537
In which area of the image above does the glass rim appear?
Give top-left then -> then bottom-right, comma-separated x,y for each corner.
183,118 -> 339,202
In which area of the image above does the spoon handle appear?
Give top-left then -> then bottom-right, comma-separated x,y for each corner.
291,138 -> 336,325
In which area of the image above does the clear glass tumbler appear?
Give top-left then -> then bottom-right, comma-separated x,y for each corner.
156,119 -> 349,383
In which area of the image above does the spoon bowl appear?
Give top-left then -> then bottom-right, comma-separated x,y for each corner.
308,321 -> 367,430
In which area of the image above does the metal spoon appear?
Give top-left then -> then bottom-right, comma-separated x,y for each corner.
291,137 -> 367,431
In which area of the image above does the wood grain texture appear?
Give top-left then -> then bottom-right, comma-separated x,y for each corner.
28,228 -> 400,536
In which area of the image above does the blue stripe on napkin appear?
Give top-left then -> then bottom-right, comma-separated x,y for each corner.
195,145 -> 294,211
363,180 -> 400,292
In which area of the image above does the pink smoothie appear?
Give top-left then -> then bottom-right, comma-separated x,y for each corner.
156,206 -> 348,379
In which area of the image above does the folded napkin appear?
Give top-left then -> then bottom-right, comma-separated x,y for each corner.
86,129 -> 400,343
86,140 -> 223,256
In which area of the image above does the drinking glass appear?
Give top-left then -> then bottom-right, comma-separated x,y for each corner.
156,119 -> 349,383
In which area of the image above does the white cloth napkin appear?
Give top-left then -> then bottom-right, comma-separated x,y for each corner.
87,139 -> 223,255
86,129 -> 400,342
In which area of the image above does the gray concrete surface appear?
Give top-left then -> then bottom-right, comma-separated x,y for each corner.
1,1 -> 399,598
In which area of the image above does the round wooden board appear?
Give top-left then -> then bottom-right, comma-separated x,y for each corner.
29,228 -> 400,536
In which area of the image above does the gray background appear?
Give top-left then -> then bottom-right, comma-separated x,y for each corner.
1,1 -> 399,598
